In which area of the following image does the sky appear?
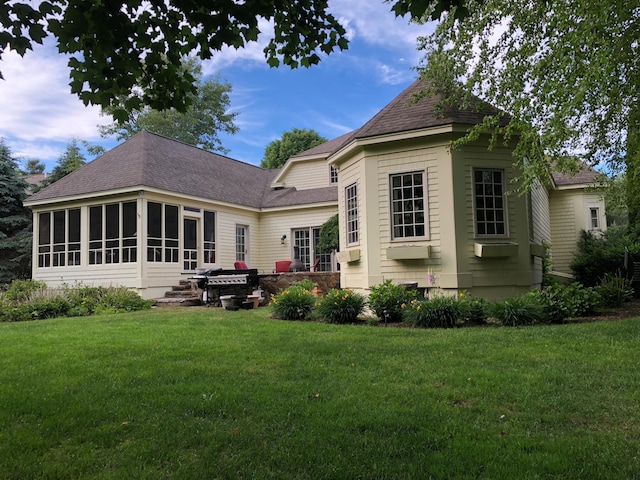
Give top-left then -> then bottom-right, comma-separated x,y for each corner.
0,1 -> 435,172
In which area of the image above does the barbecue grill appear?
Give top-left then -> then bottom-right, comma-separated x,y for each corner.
191,268 -> 259,306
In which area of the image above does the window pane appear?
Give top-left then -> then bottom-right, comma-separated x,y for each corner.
165,205 -> 178,239
68,209 -> 80,243
90,206 -> 102,241
39,212 -> 50,245
106,204 -> 119,239
123,202 -> 136,238
147,202 -> 162,238
390,171 -> 426,239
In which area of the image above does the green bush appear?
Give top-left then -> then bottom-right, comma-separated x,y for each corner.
404,295 -> 466,328
368,280 -> 420,323
96,286 -> 154,312
315,289 -> 366,324
2,279 -> 48,303
457,291 -> 487,325
570,227 -> 640,287
270,282 -> 316,320
488,296 -> 544,326
596,274 -> 634,307
0,283 -> 152,322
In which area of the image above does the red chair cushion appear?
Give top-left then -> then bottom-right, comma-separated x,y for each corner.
234,261 -> 249,270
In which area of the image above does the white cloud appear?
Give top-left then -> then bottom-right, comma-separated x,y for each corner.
0,42 -> 110,144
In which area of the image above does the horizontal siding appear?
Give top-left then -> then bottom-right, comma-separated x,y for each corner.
280,159 -> 331,190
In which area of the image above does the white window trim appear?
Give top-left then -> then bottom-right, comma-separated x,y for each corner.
472,167 -> 509,238
345,182 -> 359,246
389,170 -> 429,241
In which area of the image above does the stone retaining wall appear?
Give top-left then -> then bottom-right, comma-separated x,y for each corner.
258,272 -> 340,302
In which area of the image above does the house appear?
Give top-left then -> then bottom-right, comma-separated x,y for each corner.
24,79 -> 605,300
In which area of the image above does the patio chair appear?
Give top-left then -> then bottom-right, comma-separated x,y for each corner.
275,260 -> 291,273
234,261 -> 249,270
312,257 -> 321,272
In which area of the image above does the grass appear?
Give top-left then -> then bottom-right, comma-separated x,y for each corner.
1,307 -> 639,479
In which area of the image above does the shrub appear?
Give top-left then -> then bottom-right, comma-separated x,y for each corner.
404,295 -> 466,328
2,279 -> 48,303
315,289 -> 366,324
570,227 -> 640,287
487,296 -> 544,326
368,280 -> 420,323
457,291 -> 487,325
596,274 -> 634,307
96,286 -> 154,313
271,282 -> 316,320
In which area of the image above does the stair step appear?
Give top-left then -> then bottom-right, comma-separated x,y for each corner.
164,290 -> 197,298
172,284 -> 193,291
154,296 -> 202,307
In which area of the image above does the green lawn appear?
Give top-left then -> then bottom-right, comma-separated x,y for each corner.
1,307 -> 639,479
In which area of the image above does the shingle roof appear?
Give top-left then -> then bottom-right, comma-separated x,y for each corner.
552,163 -> 602,186
354,78 -> 506,139
26,131 -> 337,208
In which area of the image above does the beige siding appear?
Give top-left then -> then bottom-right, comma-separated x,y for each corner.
549,189 -> 605,275
278,159 -> 332,190
255,206 -> 338,273
529,181 -> 551,286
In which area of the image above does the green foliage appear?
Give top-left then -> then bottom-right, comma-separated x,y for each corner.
457,291 -> 487,325
368,280 -> 420,323
270,281 -> 316,321
416,0 -> 637,190
571,228 -> 640,287
2,279 -> 47,302
35,139 -> 103,191
317,214 -> 339,254
260,128 -> 328,169
596,274 -> 634,308
100,59 -> 238,153
0,139 -> 32,285
1,1 -> 348,117
0,282 -> 153,322
315,289 -> 366,324
487,296 -> 544,327
404,295 -> 466,328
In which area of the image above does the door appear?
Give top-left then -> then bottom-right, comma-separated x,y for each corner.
235,225 -> 249,264
183,218 -> 198,271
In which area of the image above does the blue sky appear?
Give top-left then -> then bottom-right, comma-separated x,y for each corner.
0,1 -> 434,172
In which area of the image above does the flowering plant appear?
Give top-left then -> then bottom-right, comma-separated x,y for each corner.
270,281 -> 316,320
315,288 -> 366,324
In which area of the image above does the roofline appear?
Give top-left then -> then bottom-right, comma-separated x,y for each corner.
270,154 -> 328,187
260,200 -> 338,213
328,124 -> 456,165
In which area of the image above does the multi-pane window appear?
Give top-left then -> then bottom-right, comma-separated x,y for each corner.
313,227 -> 332,272
292,227 -> 333,271
390,171 -> 426,239
38,208 -> 80,268
165,205 -> 179,263
590,207 -> 600,229
345,183 -> 358,245
89,201 -> 138,265
203,211 -> 216,264
147,202 -> 179,263
330,165 -> 338,184
474,169 -> 506,236
236,225 -> 247,262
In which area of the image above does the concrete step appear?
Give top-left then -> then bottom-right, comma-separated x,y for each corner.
154,296 -> 202,307
164,290 -> 197,298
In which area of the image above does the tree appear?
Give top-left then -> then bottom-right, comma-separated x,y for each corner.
317,214 -> 339,254
407,1 -> 639,203
1,1 -> 351,121
23,158 -> 46,175
261,128 -> 328,169
100,58 -> 238,153
36,139 -> 103,191
0,139 -> 32,284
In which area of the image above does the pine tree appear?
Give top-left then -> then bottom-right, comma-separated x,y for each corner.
0,139 -> 33,284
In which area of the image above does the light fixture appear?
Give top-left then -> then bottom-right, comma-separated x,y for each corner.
281,234 -> 287,244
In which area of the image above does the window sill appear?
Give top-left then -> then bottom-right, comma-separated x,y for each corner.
386,245 -> 431,260
336,249 -> 360,263
474,242 -> 518,258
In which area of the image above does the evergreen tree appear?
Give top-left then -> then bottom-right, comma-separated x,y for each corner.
0,139 -> 32,284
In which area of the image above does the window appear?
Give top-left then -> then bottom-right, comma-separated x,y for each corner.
345,183 -> 358,245
590,207 -> 600,229
203,211 -> 216,263
164,205 -> 179,263
236,225 -> 248,262
330,165 -> 338,184
90,202 -> 138,265
474,169 -> 506,236
37,208 -> 81,268
390,171 -> 426,239
147,202 -> 179,263
291,227 -> 333,271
